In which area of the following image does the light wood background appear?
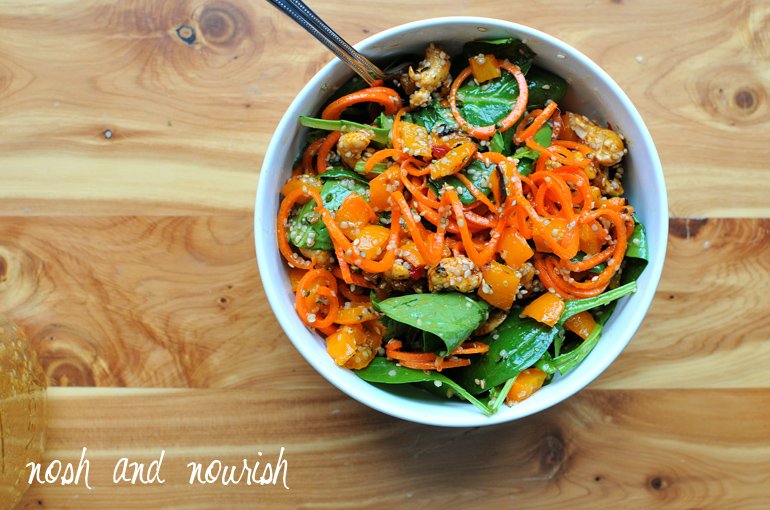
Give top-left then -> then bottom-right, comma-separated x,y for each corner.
1,0 -> 768,508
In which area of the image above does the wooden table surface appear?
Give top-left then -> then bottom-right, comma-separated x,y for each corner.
2,0 -> 769,508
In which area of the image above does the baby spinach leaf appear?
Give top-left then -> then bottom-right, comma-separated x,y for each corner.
512,124 -> 553,161
300,116 -> 391,146
356,357 -> 493,416
488,377 -> 516,414
551,324 -> 603,375
288,169 -> 369,251
455,65 -> 565,127
463,38 -> 535,73
319,171 -> 370,211
517,158 -> 535,176
535,352 -> 557,375
288,200 -> 333,250
625,217 -> 649,261
619,215 -> 650,285
525,66 -> 568,109
320,167 -> 369,185
490,130 -> 509,154
559,281 -> 638,324
621,259 -> 647,285
455,310 -> 563,394
408,99 -> 457,134
456,72 -> 521,126
589,262 -> 607,275
428,159 -> 495,205
354,160 -> 387,175
377,112 -> 394,132
373,292 -> 490,353
422,331 -> 446,355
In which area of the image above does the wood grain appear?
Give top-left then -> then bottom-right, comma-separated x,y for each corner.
16,387 -> 770,509
0,0 -> 768,217
0,215 -> 280,389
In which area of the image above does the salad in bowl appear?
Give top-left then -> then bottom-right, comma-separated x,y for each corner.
256,18 -> 666,426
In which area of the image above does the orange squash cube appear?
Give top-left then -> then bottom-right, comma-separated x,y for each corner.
335,193 -> 376,239
469,54 -> 502,83
368,165 -> 401,212
326,324 -> 364,366
354,225 -> 391,261
520,292 -> 565,327
564,311 -> 597,340
478,261 -> 521,310
506,368 -> 548,404
498,228 -> 535,268
398,122 -> 432,158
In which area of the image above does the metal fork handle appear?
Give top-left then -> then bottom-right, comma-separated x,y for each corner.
266,0 -> 385,86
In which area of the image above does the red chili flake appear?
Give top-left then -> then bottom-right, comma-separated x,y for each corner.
409,266 -> 427,280
431,144 -> 450,159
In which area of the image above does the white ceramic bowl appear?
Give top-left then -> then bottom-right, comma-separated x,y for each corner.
255,17 -> 667,427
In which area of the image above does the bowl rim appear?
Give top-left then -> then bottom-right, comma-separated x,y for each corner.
255,16 -> 668,427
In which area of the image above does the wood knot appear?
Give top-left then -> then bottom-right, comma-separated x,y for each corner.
734,88 -> 757,112
538,431 -> 568,475
0,254 -> 7,282
696,66 -> 766,125
199,4 -> 244,47
33,324 -> 116,386
648,475 -> 670,491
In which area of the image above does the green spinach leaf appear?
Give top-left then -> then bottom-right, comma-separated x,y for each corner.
624,215 -> 649,282
373,292 -> 490,353
288,200 -> 333,250
512,124 -> 553,161
559,281 -> 638,325
455,65 -> 565,127
626,216 -> 649,260
288,169 -> 369,251
487,377 -> 516,413
525,66 -> 568,109
428,159 -> 495,205
456,72 -> 521,126
408,99 -> 457,134
319,170 -> 370,211
517,158 -> 535,176
300,116 -> 390,146
455,309 -> 563,394
535,352 -> 556,375
354,160 -> 387,175
551,324 -> 603,375
320,167 -> 369,185
490,130 -> 509,154
356,357 -> 493,415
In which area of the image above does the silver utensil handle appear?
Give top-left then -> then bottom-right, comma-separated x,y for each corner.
266,0 -> 385,86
